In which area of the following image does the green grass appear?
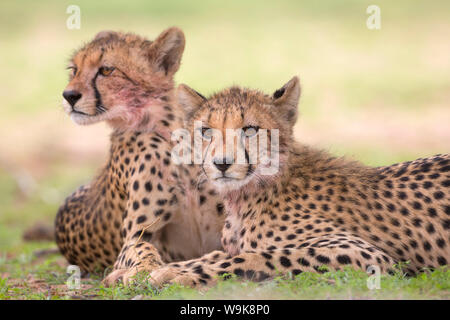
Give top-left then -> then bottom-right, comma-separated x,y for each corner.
0,0 -> 449,300
0,247 -> 449,300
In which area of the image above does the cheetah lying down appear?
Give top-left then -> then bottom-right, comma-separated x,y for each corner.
147,77 -> 449,288
55,28 -> 225,285
56,28 -> 449,288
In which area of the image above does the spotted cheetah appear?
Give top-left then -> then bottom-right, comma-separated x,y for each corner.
55,28 -> 225,285
148,77 -> 450,287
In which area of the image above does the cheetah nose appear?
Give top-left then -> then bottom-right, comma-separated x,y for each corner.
63,90 -> 82,107
213,158 -> 232,173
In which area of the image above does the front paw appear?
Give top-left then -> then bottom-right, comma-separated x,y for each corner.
149,266 -> 201,288
102,269 -> 129,287
102,268 -> 149,287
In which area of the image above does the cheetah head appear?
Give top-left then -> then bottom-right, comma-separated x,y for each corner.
62,27 -> 185,130
178,77 -> 300,193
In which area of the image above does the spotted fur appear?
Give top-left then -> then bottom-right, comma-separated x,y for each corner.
55,28 -> 225,284
148,77 -> 450,288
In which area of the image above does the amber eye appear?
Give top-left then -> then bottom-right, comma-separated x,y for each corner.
242,126 -> 260,137
67,66 -> 77,77
99,66 -> 115,76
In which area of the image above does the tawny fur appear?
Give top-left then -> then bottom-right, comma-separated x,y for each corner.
146,78 -> 449,288
56,29 -> 225,285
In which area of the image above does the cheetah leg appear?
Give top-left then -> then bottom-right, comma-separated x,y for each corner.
103,173 -> 181,286
102,216 -> 168,286
103,241 -> 164,286
149,237 -> 396,288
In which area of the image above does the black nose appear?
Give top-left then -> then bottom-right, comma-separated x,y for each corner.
214,158 -> 232,173
63,90 -> 82,107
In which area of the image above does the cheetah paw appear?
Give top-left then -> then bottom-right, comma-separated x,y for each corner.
102,268 -> 142,287
149,266 -> 200,288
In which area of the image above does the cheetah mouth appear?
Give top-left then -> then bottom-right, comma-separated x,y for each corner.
215,177 -> 238,182
69,110 -> 107,126
70,109 -> 92,117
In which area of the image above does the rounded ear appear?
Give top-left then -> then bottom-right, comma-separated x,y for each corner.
177,84 -> 206,123
148,27 -> 186,76
272,76 -> 301,126
94,30 -> 117,40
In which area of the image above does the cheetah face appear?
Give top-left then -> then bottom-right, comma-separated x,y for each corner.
62,28 -> 185,129
177,77 -> 301,193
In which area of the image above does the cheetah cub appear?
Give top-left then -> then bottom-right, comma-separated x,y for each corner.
56,28 -> 225,286
148,77 -> 449,288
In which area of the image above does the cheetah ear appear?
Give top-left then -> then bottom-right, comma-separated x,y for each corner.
94,30 -> 117,40
148,27 -> 186,76
177,84 -> 206,123
272,76 -> 301,126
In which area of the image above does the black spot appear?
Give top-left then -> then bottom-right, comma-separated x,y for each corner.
163,212 -> 171,221
398,192 -> 407,200
427,207 -> 437,217
136,215 -> 147,224
383,190 -> 393,198
423,181 -> 433,189
436,238 -> 446,248
297,258 -> 310,267
157,199 -> 167,206
413,201 -> 422,210
426,223 -> 435,234
286,234 -> 296,240
443,219 -> 450,230
336,255 -> 351,264
400,207 -> 409,216
216,203 -> 224,215
415,253 -> 424,263
360,251 -> 371,260
437,256 -> 447,266
261,252 -> 272,260
316,255 -> 330,264
292,269 -> 302,276
433,191 -> 444,200
279,256 -> 292,267
423,241 -> 432,251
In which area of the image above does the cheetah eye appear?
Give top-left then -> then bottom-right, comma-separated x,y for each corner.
67,66 -> 77,77
200,127 -> 213,140
242,126 -> 260,137
99,66 -> 115,76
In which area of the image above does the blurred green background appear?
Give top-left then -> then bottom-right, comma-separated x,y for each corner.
0,0 -> 449,252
